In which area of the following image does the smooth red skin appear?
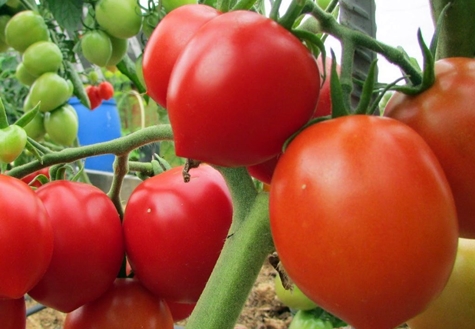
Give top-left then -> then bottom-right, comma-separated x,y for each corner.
0,297 -> 26,329
86,85 -> 102,110
123,165 -> 232,303
98,81 -> 114,100
247,55 -> 336,184
0,175 -> 54,299
167,300 -> 196,322
167,10 -> 320,167
29,181 -> 124,313
63,278 -> 174,329
20,167 -> 50,187
270,115 -> 458,329
142,4 -> 220,108
385,57 -> 475,238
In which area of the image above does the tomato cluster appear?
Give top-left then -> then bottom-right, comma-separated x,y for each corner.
85,81 -> 115,110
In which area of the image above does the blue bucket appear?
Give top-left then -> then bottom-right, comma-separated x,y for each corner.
69,97 -> 122,172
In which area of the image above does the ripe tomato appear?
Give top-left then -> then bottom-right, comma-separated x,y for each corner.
142,4 -> 220,108
123,164 -> 232,303
384,57 -> 475,238
63,278 -> 174,329
29,72 -> 73,113
29,180 -> 124,312
44,104 -> 79,146
166,300 -> 195,322
80,30 -> 112,67
95,0 -> 143,39
269,115 -> 458,329
407,238 -> 475,329
85,85 -> 102,110
98,81 -> 114,100
0,174 -> 54,299
0,297 -> 26,329
5,10 -> 49,53
22,41 -> 63,76
167,10 -> 320,167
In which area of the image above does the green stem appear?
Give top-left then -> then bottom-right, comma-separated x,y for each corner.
0,98 -> 9,129
185,192 -> 275,329
7,124 -> 173,179
108,154 -> 129,219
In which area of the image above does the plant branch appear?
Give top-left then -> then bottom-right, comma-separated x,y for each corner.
108,154 -> 130,219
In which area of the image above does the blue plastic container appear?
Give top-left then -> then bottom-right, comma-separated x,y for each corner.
69,97 -> 122,172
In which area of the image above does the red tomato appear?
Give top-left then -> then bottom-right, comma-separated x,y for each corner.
85,85 -> 102,110
269,115 -> 458,329
166,300 -> 195,322
28,181 -> 124,312
167,10 -> 320,167
384,57 -> 475,238
98,81 -> 114,100
123,164 -> 232,303
0,174 -> 54,299
20,167 -> 50,187
0,297 -> 26,329
63,278 -> 174,329
246,55 -> 337,184
142,4 -> 220,108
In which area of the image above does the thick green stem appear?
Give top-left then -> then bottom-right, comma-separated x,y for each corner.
185,192 -> 275,329
7,124 -> 173,179
108,154 -> 130,219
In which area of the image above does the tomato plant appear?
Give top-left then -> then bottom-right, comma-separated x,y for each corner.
5,10 -> 49,53
142,4 -> 221,108
0,174 -> 54,299
384,57 -> 475,238
63,278 -> 174,329
29,72 -> 73,113
28,180 -> 124,313
22,41 -> 63,76
167,10 -> 320,167
269,115 -> 458,329
0,297 -> 26,329
95,0 -> 143,39
81,30 -> 112,67
123,164 -> 233,303
44,103 -> 78,146
407,238 -> 475,329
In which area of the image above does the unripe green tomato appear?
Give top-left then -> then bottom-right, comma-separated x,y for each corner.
81,30 -> 112,67
16,62 -> 38,86
0,125 -> 27,163
29,73 -> 73,113
274,275 -> 318,311
407,238 -> 475,329
0,15 -> 11,52
5,10 -> 49,53
289,310 -> 333,329
95,0 -> 143,39
22,41 -> 63,76
23,111 -> 46,141
106,34 -> 128,66
162,0 -> 197,14
44,104 -> 78,146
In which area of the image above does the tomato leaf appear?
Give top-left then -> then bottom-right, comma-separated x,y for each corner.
44,0 -> 83,32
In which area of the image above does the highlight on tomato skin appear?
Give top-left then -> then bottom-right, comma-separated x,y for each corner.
269,115 -> 459,329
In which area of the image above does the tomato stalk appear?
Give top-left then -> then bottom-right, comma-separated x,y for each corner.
108,154 -> 130,219
185,191 -> 275,329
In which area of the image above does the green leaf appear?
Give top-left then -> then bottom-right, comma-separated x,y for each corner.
44,0 -> 84,32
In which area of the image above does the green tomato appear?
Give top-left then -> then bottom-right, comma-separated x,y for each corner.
16,62 -> 38,86
95,0 -> 143,39
0,15 -> 11,52
407,238 -> 475,329
29,72 -> 73,113
316,0 -> 331,9
289,310 -> 333,329
44,104 -> 78,146
0,125 -> 27,163
23,111 -> 46,141
106,34 -> 128,66
81,30 -> 112,67
162,0 -> 197,13
5,10 -> 49,53
274,275 -> 317,311
22,41 -> 63,76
